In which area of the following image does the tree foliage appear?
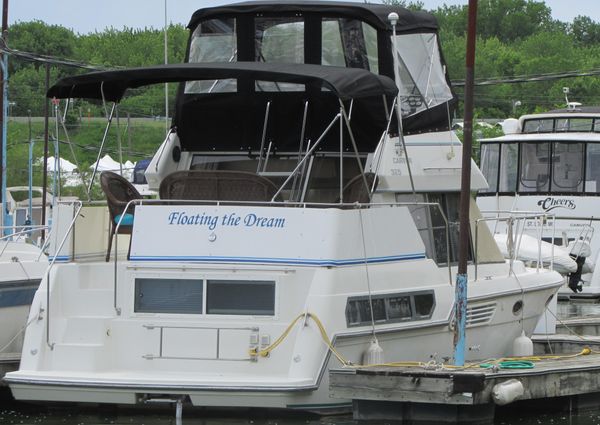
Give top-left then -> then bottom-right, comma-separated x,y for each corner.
4,0 -> 600,188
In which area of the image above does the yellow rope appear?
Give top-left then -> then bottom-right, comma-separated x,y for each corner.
249,312 -> 596,370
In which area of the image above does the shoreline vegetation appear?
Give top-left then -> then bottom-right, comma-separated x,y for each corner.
6,0 -> 600,194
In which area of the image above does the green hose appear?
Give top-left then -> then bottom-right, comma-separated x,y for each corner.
479,360 -> 535,369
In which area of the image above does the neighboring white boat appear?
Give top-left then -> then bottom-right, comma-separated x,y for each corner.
6,2 -> 563,413
0,188 -> 49,360
477,101 -> 600,299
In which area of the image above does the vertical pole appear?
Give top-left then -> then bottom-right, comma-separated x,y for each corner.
52,100 -> 60,200
28,111 -> 33,223
127,111 -> 131,156
163,0 -> 169,134
41,64 -> 50,241
0,0 -> 8,235
454,0 -> 478,367
387,13 -> 416,195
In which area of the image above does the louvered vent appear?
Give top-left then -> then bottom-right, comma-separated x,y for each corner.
466,302 -> 496,327
450,302 -> 496,329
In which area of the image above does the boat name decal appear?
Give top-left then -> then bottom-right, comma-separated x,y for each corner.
537,197 -> 576,212
167,211 -> 285,230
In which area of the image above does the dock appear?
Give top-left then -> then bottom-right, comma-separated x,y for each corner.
330,322 -> 600,424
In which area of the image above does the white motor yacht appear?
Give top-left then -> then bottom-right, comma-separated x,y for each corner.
0,188 -> 49,360
6,2 -> 563,412
478,101 -> 600,299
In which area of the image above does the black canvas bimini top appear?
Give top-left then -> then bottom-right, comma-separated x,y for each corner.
47,62 -> 398,102
188,1 -> 438,33
47,62 -> 397,153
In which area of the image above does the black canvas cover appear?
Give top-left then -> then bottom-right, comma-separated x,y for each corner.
188,1 -> 438,33
186,1 -> 456,135
47,62 -> 397,102
47,62 -> 397,153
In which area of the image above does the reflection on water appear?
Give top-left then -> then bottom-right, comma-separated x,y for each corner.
558,299 -> 600,319
0,405 -> 355,425
4,406 -> 600,425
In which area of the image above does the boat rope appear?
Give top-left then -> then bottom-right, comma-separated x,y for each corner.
357,207 -> 379,345
248,311 -> 596,371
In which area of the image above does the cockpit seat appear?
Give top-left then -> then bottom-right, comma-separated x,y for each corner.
159,170 -> 283,203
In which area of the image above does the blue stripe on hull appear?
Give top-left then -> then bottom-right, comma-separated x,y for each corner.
129,253 -> 426,266
0,280 -> 40,308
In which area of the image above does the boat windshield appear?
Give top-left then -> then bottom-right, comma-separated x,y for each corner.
186,16 -> 379,94
480,141 -> 600,194
190,153 -> 365,203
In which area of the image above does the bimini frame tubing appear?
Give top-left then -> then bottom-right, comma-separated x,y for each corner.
270,112 -> 341,202
87,103 -> 116,197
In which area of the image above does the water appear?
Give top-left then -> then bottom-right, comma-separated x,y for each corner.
4,404 -> 600,425
3,300 -> 600,425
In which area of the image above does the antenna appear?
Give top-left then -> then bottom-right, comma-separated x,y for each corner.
563,87 -> 570,106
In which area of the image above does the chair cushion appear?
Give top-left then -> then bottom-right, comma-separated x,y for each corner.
114,213 -> 134,226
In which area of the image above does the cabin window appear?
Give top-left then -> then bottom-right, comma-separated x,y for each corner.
396,193 -> 471,265
519,142 -> 550,192
346,291 -> 434,327
499,143 -> 518,192
586,143 -> 600,193
551,142 -> 584,192
206,280 -> 275,316
134,278 -> 203,314
480,143 -> 499,192
556,118 -> 593,132
254,17 -> 304,92
186,18 -> 237,93
393,33 -> 453,118
523,119 -> 553,133
321,19 -> 378,73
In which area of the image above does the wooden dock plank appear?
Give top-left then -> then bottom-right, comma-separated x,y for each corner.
330,353 -> 600,406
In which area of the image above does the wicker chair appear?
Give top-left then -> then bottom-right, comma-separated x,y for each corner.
100,171 -> 142,262
159,170 -> 283,203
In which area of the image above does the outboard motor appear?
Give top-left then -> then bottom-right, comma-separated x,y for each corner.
567,239 -> 592,293
568,256 -> 585,293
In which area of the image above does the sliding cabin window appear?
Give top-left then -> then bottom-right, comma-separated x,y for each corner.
396,193 -> 472,265
134,278 -> 203,314
519,142 -> 550,192
346,291 -> 435,327
551,142 -> 584,192
134,278 -> 276,316
206,280 -> 275,316
586,143 -> 600,193
480,143 -> 499,193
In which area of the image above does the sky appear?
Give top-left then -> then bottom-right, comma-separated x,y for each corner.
9,0 -> 600,35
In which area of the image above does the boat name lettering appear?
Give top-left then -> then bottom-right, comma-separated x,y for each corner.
167,211 -> 285,230
537,197 -> 576,212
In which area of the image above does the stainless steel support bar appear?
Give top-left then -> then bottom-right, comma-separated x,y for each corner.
46,200 -> 83,350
